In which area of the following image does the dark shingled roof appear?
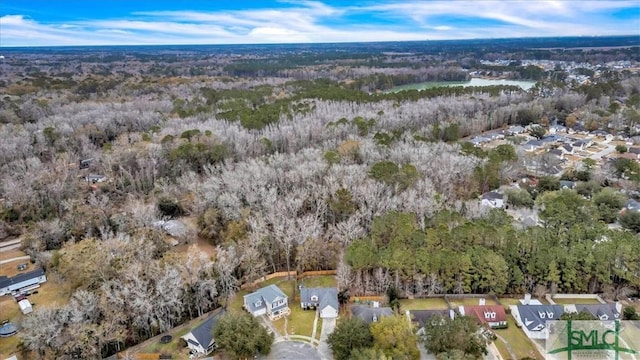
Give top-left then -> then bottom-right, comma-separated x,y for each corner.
515,305 -> 564,332
351,305 -> 393,324
190,310 -> 226,351
0,268 -> 45,290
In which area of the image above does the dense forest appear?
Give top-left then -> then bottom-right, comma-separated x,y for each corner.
0,37 -> 640,358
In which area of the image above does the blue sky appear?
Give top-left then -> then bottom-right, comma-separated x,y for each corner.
1,1 -> 639,46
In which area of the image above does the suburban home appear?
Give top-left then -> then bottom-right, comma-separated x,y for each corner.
181,310 -> 225,356
351,304 -> 393,324
568,303 -> 622,321
523,140 -> 544,152
0,268 -> 47,296
243,284 -> 290,320
572,139 -> 593,151
469,136 -> 491,146
300,287 -> 339,319
506,125 -> 525,135
481,191 -> 504,208
459,305 -> 508,329
511,305 -> 564,339
548,148 -> 564,159
549,124 -> 567,134
407,309 -> 455,334
84,174 -> 107,183
623,199 -> 640,213
628,147 -> 640,158
559,180 -> 576,190
560,143 -> 574,155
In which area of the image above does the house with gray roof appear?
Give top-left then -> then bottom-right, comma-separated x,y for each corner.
407,309 -> 455,334
573,303 -> 621,321
181,310 -> 225,355
243,284 -> 290,320
511,305 -> 564,339
300,287 -> 339,319
481,191 -> 504,208
351,304 -> 393,324
506,125 -> 525,135
0,268 -> 47,296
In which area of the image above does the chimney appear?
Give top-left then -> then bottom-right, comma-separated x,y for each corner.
479,298 -> 486,306
524,293 -> 531,305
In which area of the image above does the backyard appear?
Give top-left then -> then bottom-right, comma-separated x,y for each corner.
0,277 -> 70,357
399,297 -> 449,310
447,297 -> 498,308
551,297 -> 603,305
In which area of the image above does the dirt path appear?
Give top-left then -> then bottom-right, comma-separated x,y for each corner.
0,256 -> 29,265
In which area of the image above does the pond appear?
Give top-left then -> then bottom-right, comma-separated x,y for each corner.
388,77 -> 537,92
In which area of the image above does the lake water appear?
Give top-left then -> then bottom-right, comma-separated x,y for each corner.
389,78 -> 537,92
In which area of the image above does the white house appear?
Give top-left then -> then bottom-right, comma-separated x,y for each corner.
300,287 -> 339,319
18,299 -> 33,314
181,310 -> 224,356
481,191 -> 504,208
0,268 -> 47,296
243,284 -> 290,320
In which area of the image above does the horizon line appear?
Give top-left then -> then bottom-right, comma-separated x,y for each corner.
1,34 -> 639,50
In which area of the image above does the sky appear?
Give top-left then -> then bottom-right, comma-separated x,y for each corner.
0,0 -> 639,47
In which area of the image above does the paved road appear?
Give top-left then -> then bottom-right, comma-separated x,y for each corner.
261,341 -> 321,360
317,318 -> 336,360
589,144 -> 616,160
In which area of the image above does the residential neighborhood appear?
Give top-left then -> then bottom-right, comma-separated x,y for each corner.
243,284 -> 291,320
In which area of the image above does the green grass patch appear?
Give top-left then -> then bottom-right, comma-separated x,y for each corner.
499,298 -> 522,306
283,306 -> 316,338
494,315 -> 544,360
399,298 -> 449,310
448,297 -> 497,307
494,338 -> 512,360
299,276 -> 336,288
552,297 -> 602,304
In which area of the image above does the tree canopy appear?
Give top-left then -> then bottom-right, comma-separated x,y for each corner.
212,313 -> 274,360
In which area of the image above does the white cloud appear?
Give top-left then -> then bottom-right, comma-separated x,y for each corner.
0,1 -> 638,46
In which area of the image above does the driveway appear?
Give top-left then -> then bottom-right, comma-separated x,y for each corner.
261,341 -> 321,360
317,317 -> 336,360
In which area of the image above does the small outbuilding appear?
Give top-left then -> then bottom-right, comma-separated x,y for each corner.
18,299 -> 33,314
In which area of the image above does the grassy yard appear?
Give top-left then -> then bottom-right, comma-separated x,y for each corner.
494,315 -> 544,360
0,249 -> 32,278
0,277 -> 70,357
141,324 -> 195,356
299,275 -> 336,288
499,298 -> 523,306
227,276 -> 336,339
399,298 -> 449,310
551,297 -> 602,305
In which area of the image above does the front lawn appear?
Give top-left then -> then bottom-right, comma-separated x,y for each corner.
494,315 -> 544,360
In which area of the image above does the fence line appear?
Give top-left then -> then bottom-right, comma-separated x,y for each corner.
240,270 -> 336,290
